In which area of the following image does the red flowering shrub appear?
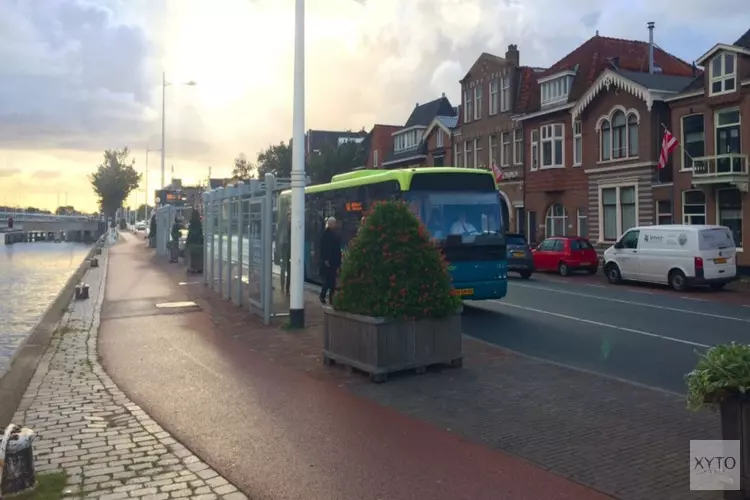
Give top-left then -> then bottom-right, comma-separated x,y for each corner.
333,200 -> 461,319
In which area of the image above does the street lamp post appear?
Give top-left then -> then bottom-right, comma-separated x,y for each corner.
161,73 -> 196,189
289,0 -> 306,328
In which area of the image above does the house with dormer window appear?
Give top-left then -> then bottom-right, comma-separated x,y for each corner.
382,95 -> 456,169
667,28 -> 750,270
514,26 -> 695,245
453,46 -> 533,232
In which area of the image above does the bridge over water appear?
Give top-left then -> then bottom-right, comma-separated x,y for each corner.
1,211 -> 104,243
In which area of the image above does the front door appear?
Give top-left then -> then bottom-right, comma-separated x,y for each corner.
617,230 -> 641,279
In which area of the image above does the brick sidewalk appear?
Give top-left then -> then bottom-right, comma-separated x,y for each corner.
10,247 -> 246,499
171,269 -> 720,500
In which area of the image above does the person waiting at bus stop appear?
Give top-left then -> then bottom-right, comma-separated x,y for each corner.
319,217 -> 342,305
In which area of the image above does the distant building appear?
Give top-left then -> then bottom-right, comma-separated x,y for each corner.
305,129 -> 368,159
362,124 -> 401,169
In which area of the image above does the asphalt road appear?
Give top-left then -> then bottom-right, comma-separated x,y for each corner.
464,274 -> 750,394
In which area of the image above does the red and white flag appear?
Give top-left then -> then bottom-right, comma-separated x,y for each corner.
658,128 -> 678,170
490,162 -> 503,182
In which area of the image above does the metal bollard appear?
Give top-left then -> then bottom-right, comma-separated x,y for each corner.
75,284 -> 90,300
0,424 -> 36,497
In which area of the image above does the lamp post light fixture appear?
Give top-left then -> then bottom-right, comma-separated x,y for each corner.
161,73 -> 196,189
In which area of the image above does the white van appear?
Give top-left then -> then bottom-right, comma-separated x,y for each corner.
602,224 -> 737,291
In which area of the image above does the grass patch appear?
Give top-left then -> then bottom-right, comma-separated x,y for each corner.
9,471 -> 67,500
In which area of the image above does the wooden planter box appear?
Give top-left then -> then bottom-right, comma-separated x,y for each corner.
186,244 -> 203,274
322,307 -> 462,383
720,397 -> 750,499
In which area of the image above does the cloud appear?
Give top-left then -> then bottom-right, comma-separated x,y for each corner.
31,170 -> 62,179
0,168 -> 21,178
1,0 -> 749,184
0,0 -> 160,152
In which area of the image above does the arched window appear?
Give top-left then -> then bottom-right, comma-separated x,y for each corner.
627,113 -> 639,157
546,203 -> 567,237
612,111 -> 627,159
600,120 -> 611,161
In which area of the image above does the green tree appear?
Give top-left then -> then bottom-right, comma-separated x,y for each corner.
90,148 -> 141,222
232,153 -> 255,180
256,141 -> 292,179
308,140 -> 367,184
135,204 -> 152,221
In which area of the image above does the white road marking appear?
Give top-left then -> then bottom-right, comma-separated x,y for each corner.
510,282 -> 750,323
680,296 -> 709,302
489,300 -> 711,348
585,284 -> 607,289
625,289 -> 653,295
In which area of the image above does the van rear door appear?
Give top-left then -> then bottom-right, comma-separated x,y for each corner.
698,227 -> 737,280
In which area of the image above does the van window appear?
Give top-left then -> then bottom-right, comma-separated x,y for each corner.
699,228 -> 734,250
620,230 -> 640,249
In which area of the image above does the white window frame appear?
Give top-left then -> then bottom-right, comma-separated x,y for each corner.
501,132 -> 511,166
436,130 -> 443,148
715,108 -> 741,156
716,187 -> 743,250
530,130 -> 539,172
513,129 -> 523,165
489,135 -> 498,167
463,90 -> 472,123
474,86 -> 482,120
454,141 -> 462,167
576,208 -> 587,237
710,53 -> 737,97
573,120 -> 582,166
500,77 -> 511,112
680,113 -> 705,171
464,140 -> 473,168
597,183 -> 639,243
490,80 -> 499,115
540,123 -> 565,169
545,203 -> 568,238
474,138 -> 482,168
373,149 -> 378,168
540,76 -> 571,107
682,189 -> 706,225
596,107 -> 640,162
655,200 -> 672,225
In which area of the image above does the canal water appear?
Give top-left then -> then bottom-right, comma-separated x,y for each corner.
0,242 -> 91,375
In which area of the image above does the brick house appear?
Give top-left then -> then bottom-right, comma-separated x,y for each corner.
422,115 -> 458,167
382,95 -> 456,169
667,28 -> 750,269
363,124 -> 401,169
515,29 -> 695,244
453,46 -> 530,232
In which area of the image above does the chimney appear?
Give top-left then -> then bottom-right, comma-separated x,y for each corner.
505,44 -> 520,67
441,92 -> 445,98
647,22 -> 655,74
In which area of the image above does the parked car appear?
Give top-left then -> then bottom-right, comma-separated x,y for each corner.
603,224 -> 737,291
505,232 -> 534,278
532,237 -> 599,276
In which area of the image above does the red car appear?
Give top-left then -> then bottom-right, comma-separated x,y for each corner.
532,237 -> 599,276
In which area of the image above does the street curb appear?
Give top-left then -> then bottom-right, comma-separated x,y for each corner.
0,241 -> 101,427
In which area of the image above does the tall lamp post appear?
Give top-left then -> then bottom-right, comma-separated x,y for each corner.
289,0 -> 306,328
161,73 -> 196,189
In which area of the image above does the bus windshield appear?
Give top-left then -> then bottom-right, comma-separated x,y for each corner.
404,190 -> 503,241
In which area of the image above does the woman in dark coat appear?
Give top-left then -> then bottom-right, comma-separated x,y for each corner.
319,217 -> 341,304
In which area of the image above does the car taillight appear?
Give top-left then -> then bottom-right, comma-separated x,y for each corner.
694,257 -> 704,272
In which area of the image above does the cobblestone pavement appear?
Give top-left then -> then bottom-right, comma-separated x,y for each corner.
11,247 -> 248,500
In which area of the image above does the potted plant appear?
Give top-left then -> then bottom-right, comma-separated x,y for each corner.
169,219 -> 181,263
686,342 -> 750,497
148,215 -> 157,248
323,200 -> 463,383
185,209 -> 204,274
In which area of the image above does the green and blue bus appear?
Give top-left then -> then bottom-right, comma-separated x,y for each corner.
275,167 -> 508,301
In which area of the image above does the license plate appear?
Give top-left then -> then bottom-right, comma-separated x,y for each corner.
714,257 -> 727,264
580,262 -> 590,266
513,252 -> 525,257
453,288 -> 474,296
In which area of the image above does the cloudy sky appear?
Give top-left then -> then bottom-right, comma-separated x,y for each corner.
0,0 -> 747,212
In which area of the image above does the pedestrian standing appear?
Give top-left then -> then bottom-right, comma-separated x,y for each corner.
319,217 -> 342,304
